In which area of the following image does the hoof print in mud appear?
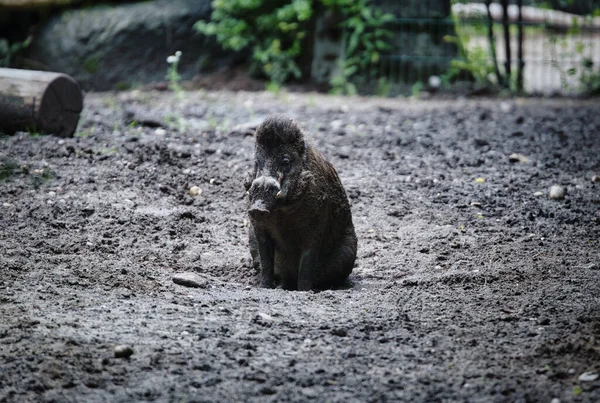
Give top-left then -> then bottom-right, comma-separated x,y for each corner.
246,114 -> 357,291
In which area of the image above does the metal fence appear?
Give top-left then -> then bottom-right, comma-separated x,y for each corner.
373,1 -> 600,95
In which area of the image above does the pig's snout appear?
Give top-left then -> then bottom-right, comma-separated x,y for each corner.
248,201 -> 270,221
248,176 -> 281,221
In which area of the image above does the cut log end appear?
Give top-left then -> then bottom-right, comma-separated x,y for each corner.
39,75 -> 84,137
0,68 -> 84,137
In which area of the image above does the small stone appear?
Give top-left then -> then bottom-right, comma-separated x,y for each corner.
172,272 -> 208,288
508,153 -> 529,163
330,120 -> 343,131
550,399 -> 560,403
48,191 -> 56,196
548,185 -> 565,200
578,371 -> 599,382
114,345 -> 134,358
533,191 -> 544,197
592,175 -> 600,183
2,202 -> 12,207
419,247 -> 430,253
154,128 -> 167,135
475,177 -> 485,183
229,120 -> 261,136
470,202 -> 482,208
209,178 -> 216,185
257,312 -> 274,322
331,328 -> 347,337
500,102 -> 512,113
188,186 -> 202,196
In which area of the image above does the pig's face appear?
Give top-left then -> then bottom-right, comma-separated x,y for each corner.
248,115 -> 305,221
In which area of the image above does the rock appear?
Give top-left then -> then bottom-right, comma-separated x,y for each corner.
28,0 -> 244,90
533,191 -> 544,197
229,120 -> 262,136
592,175 -> 600,183
578,371 -> 599,382
470,202 -> 482,208
475,177 -> 485,183
508,153 -> 529,163
257,312 -> 274,322
114,345 -> 134,358
188,186 -> 202,196
154,128 -> 167,136
331,328 -> 347,337
124,107 -> 167,128
172,272 -> 208,288
548,185 -> 565,200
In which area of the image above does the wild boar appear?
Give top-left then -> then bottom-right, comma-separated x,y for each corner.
246,115 -> 357,291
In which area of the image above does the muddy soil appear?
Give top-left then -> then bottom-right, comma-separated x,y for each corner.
1,91 -> 599,403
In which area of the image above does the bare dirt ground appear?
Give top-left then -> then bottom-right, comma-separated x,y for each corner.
1,90 -> 599,403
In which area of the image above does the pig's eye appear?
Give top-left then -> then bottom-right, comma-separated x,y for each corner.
281,158 -> 291,172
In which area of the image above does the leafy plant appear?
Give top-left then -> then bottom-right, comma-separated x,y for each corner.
196,0 -> 312,87
442,9 -> 498,90
411,80 -> 423,97
325,0 -> 393,94
0,36 -> 32,67
166,51 -> 183,99
195,0 -> 392,93
0,156 -> 19,181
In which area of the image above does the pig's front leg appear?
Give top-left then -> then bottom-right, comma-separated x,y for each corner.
297,248 -> 318,291
254,227 -> 276,288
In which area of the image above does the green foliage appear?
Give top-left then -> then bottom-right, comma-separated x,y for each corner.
0,156 -> 19,181
329,60 -> 357,95
196,0 -> 393,91
0,36 -> 32,67
376,76 -> 391,97
166,51 -> 183,99
83,54 -> 101,73
442,10 -> 497,90
327,0 -> 393,94
196,0 -> 312,85
579,58 -> 600,94
550,21 -> 600,95
411,81 -> 423,97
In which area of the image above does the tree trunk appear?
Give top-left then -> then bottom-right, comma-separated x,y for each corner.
0,68 -> 83,137
516,0 -> 525,92
486,0 -> 503,87
500,0 -> 511,88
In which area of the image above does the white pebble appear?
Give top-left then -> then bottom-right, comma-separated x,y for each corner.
188,186 -> 202,196
533,191 -> 543,197
578,371 -> 599,382
548,185 -> 565,200
154,128 -> 167,135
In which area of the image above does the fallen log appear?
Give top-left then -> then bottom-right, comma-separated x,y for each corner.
0,68 -> 83,137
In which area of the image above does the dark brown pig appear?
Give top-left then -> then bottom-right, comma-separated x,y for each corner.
245,115 -> 357,291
